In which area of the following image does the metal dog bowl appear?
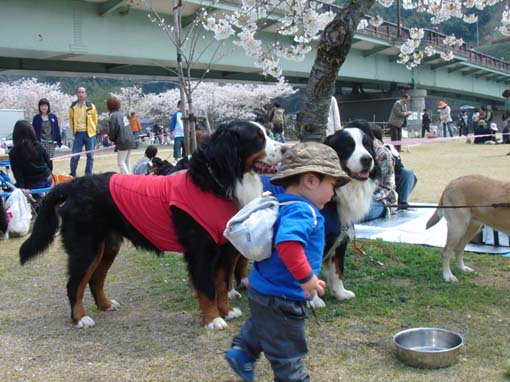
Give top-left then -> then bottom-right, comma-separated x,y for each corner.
393,327 -> 464,369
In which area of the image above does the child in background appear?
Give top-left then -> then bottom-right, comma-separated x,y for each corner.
265,124 -> 275,140
132,145 -> 158,175
225,142 -> 350,382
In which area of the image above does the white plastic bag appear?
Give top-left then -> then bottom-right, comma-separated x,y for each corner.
5,189 -> 32,236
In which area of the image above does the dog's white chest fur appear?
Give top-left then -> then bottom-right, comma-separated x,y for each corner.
335,179 -> 377,226
235,172 -> 263,207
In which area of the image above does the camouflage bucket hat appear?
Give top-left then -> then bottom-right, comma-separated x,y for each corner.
270,142 -> 351,187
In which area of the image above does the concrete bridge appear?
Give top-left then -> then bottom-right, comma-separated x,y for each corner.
0,0 -> 509,112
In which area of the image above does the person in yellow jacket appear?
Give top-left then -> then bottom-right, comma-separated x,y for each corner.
69,86 -> 98,177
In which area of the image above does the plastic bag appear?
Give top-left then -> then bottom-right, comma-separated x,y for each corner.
5,189 -> 32,236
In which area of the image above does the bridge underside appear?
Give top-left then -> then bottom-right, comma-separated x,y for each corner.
0,0 -> 508,106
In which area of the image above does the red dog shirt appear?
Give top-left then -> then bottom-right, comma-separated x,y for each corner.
109,171 -> 238,252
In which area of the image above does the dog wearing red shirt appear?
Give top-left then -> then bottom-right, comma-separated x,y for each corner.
19,121 -> 286,330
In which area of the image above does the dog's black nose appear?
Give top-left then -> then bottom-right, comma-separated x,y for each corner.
281,146 -> 288,154
360,155 -> 372,169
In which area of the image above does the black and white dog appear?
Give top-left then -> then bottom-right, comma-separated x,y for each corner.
312,121 -> 380,307
19,120 -> 286,330
237,121 -> 380,306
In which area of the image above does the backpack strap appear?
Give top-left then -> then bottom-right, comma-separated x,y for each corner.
279,201 -> 318,228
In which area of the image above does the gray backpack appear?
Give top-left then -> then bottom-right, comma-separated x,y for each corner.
224,195 -> 317,261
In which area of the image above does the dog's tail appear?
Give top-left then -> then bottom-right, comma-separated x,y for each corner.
425,209 -> 442,229
19,181 -> 73,265
425,193 -> 446,229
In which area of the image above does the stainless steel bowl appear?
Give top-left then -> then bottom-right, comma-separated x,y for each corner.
393,327 -> 464,369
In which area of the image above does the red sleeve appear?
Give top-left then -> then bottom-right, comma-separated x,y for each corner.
276,241 -> 313,283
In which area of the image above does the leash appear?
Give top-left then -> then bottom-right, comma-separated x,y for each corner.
389,203 -> 510,209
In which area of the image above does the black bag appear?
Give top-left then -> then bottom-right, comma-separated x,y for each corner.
402,117 -> 407,128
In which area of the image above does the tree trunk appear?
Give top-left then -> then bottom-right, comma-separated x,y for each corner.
298,0 -> 375,142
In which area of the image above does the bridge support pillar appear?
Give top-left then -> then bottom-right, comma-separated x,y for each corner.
406,89 -> 427,114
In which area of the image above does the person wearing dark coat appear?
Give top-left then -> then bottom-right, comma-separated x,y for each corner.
32,98 -> 62,160
9,120 -> 52,192
107,96 -> 134,174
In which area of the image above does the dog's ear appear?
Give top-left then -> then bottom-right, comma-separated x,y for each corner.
207,125 -> 243,178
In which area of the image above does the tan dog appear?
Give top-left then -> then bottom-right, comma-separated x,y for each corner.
426,175 -> 510,282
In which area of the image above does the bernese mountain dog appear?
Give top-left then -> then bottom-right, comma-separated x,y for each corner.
19,120 -> 286,330
315,120 -> 380,306
239,121 -> 379,306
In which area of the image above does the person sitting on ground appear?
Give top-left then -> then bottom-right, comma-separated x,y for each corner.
373,125 -> 417,210
474,106 -> 495,144
132,145 -> 158,175
361,124 -> 398,222
225,142 -> 350,382
9,120 -> 53,195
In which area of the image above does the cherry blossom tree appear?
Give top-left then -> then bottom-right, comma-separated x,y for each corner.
200,0 -> 509,140
111,81 -> 295,127
0,78 -> 74,128
142,0 -> 237,153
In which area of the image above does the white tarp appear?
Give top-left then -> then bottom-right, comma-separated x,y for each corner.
355,204 -> 510,255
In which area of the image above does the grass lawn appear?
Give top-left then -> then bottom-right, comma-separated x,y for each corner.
1,139 -> 510,381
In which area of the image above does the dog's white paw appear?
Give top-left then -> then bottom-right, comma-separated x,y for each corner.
75,316 -> 95,329
459,265 -> 474,273
205,317 -> 228,330
443,273 -> 459,283
308,294 -> 326,309
228,289 -> 242,300
106,299 -> 120,311
224,307 -> 242,321
239,277 -> 249,289
332,288 -> 356,301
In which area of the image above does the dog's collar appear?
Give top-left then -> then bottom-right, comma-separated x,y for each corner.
206,163 -> 234,200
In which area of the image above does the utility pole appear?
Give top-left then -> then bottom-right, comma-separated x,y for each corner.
396,0 -> 401,37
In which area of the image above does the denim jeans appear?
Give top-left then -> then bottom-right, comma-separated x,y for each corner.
70,132 -> 96,177
173,136 -> 185,160
232,288 -> 310,382
362,199 -> 387,222
273,133 -> 286,143
133,131 -> 140,149
442,121 -> 454,137
396,167 -> 416,204
28,175 -> 52,190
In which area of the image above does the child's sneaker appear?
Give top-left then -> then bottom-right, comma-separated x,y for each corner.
225,346 -> 255,382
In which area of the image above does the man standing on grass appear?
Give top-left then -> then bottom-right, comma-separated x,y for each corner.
69,86 -> 98,177
129,111 -> 142,149
387,94 -> 412,152
169,100 -> 185,163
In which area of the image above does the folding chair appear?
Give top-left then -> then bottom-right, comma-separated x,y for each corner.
0,170 -> 52,217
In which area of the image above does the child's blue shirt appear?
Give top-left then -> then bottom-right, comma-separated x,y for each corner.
248,192 -> 325,301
